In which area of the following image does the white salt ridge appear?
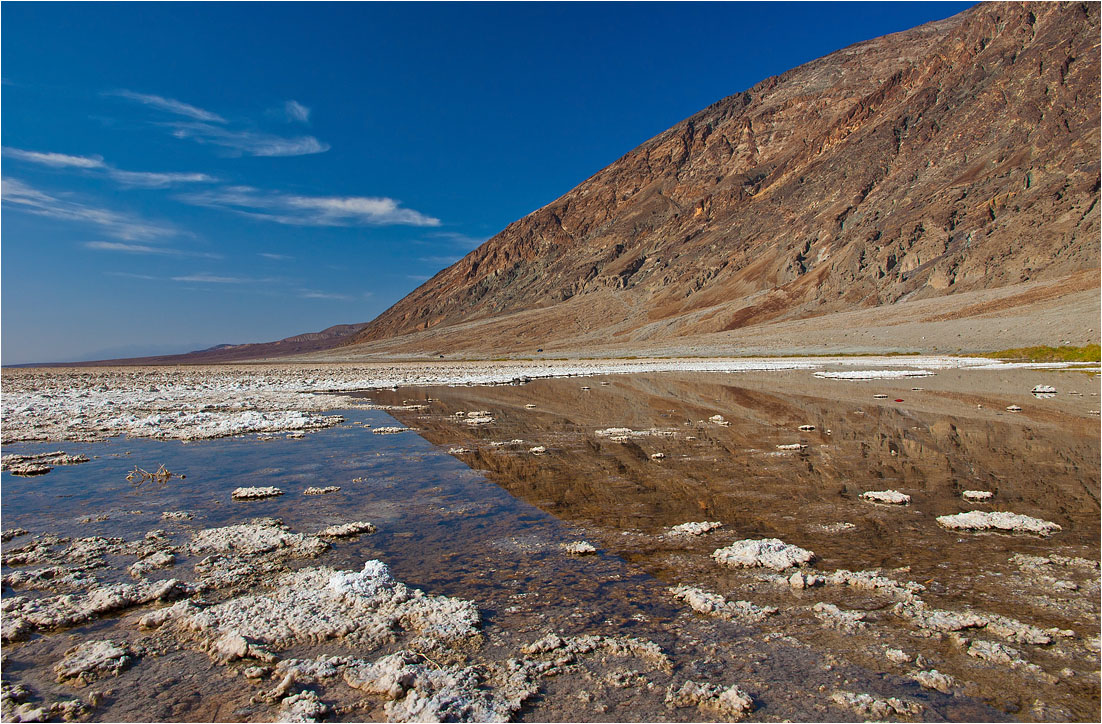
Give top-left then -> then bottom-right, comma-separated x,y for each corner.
936,511 -> 1061,536
563,541 -> 596,555
962,490 -> 994,501
815,370 -> 935,379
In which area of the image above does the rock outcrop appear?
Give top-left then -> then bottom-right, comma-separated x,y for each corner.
344,1 -> 1098,354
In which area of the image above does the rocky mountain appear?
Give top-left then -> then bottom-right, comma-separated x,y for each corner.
341,1 -> 1099,355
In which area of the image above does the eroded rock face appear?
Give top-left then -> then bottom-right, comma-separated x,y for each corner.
347,2 -> 1099,355
712,538 -> 815,571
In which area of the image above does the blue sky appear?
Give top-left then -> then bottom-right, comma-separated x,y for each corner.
1,1 -> 973,364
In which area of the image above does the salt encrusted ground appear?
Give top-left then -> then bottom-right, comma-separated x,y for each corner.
2,356 -> 1095,444
1,359 -> 1099,722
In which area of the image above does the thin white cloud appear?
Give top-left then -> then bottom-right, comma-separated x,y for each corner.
2,178 -> 175,240
297,289 -> 355,301
109,90 -> 328,157
106,170 -> 217,188
283,100 -> 311,123
259,252 -> 294,261
406,274 -> 431,282
419,255 -> 463,265
84,241 -> 221,259
178,185 -> 440,227
105,271 -> 158,280
171,273 -> 272,284
4,146 -> 216,188
428,231 -> 490,249
168,122 -> 328,157
2,147 -> 105,168
108,90 -> 226,123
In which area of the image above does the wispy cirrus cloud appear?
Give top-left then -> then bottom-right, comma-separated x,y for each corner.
167,122 -> 329,157
2,147 -> 105,168
296,288 -> 357,301
3,146 -> 217,188
106,90 -> 226,123
178,185 -> 440,227
106,170 -> 217,188
2,178 -> 175,240
282,100 -> 311,123
259,252 -> 294,261
419,255 -> 463,265
108,89 -> 328,157
427,231 -> 490,249
84,241 -> 221,259
171,273 -> 275,284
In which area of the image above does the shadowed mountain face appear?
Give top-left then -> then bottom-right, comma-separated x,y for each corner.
348,1 -> 1099,352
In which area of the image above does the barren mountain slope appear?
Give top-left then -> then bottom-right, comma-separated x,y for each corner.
345,1 -> 1099,354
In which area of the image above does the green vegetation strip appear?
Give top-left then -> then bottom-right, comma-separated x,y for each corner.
980,345 -> 1100,363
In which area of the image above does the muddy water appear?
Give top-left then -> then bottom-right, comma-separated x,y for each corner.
0,367 -> 1097,722
371,367 -> 1101,720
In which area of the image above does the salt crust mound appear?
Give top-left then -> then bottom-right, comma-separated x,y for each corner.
830,691 -> 924,718
181,560 -> 480,649
53,640 -> 133,684
187,519 -> 328,558
669,521 -> 723,536
317,521 -> 376,538
712,538 -> 815,571
860,490 -> 911,505
668,586 -> 777,624
232,486 -> 284,500
665,680 -> 755,720
935,511 -> 1062,536
2,578 -> 190,642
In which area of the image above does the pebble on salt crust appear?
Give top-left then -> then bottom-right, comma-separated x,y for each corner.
563,541 -> 596,555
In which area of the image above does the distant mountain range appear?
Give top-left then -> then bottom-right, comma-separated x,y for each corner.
56,1 -> 1102,365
